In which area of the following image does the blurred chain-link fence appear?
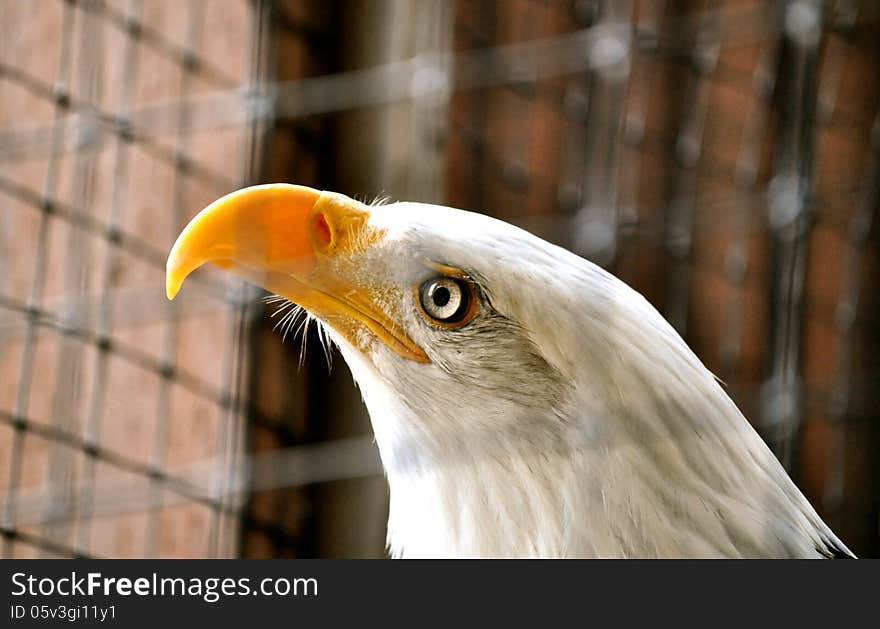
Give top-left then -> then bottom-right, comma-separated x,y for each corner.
1,0 -> 878,558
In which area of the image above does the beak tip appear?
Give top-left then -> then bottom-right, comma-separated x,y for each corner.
165,276 -> 180,301
166,257 -> 184,300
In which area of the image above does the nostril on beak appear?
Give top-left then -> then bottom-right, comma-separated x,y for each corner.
314,212 -> 332,247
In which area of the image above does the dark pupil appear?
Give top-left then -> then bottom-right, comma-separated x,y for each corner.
432,286 -> 451,308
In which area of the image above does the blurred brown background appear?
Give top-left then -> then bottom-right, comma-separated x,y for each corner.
0,0 -> 877,558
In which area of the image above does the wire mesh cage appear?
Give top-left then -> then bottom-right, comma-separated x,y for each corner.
0,0 -> 878,558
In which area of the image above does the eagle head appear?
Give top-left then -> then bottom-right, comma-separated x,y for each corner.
167,184 -> 853,559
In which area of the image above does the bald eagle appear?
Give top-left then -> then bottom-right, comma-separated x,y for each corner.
167,184 -> 854,558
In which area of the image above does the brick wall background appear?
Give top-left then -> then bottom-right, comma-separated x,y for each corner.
1,0 -> 256,558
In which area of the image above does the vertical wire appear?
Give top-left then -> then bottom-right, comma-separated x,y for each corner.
0,2 -> 9,334
762,0 -> 822,470
663,1 -> 720,334
2,0 -> 78,558
822,105 -> 879,512
41,0 -> 105,556
573,0 -> 633,268
616,0 -> 664,256
501,0 -> 541,212
209,285 -> 250,557
804,2 -> 860,516
143,0 -> 203,558
459,3 -> 496,214
75,0 -> 144,556
719,46 -> 776,388
405,0 -> 454,204
208,0 -> 269,559
814,0 -> 854,126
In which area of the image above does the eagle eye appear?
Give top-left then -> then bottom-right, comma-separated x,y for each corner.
417,276 -> 477,327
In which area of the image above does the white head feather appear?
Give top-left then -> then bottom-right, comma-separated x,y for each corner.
320,201 -> 852,558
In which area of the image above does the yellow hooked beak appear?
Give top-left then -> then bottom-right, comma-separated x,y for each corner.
166,183 -> 429,363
